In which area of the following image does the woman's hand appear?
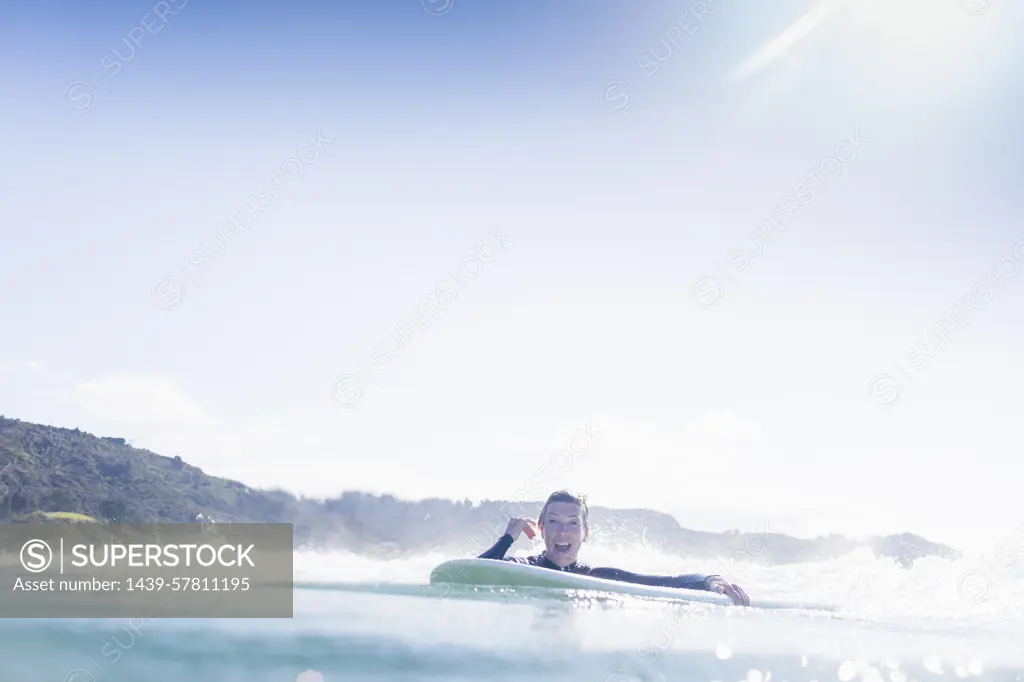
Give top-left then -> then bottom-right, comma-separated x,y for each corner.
707,577 -> 750,606
505,517 -> 539,541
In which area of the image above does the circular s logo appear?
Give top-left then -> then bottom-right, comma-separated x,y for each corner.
600,81 -> 633,114
21,539 -> 53,573
330,374 -> 364,408
868,373 -> 901,408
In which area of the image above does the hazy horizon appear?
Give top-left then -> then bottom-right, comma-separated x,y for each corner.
3,0 -> 1023,555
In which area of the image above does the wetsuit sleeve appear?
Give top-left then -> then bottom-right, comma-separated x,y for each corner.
477,533 -> 515,560
584,567 -> 722,591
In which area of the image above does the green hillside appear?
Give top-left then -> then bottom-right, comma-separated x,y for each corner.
0,415 -> 291,524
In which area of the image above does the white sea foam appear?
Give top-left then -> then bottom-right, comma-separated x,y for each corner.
280,542 -> 1024,678
292,540 -> 1024,621
7,543 -> 1024,682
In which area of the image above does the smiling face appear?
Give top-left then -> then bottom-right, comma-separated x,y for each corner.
539,500 -> 588,567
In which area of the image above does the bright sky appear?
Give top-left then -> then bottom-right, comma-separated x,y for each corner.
2,0 -> 1022,552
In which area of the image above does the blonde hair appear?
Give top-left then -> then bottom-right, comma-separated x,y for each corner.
538,490 -> 589,530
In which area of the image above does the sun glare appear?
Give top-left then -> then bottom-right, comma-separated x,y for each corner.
847,0 -> 970,48
727,0 -> 986,84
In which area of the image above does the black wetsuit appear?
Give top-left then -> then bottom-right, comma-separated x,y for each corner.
478,534 -> 721,591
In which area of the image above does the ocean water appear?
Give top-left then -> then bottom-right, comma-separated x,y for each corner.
3,544 -> 1024,682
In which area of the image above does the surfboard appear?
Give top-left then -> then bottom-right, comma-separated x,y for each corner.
429,558 -> 837,611
430,558 -> 733,604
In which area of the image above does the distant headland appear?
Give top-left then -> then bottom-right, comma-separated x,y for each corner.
0,415 -> 960,567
